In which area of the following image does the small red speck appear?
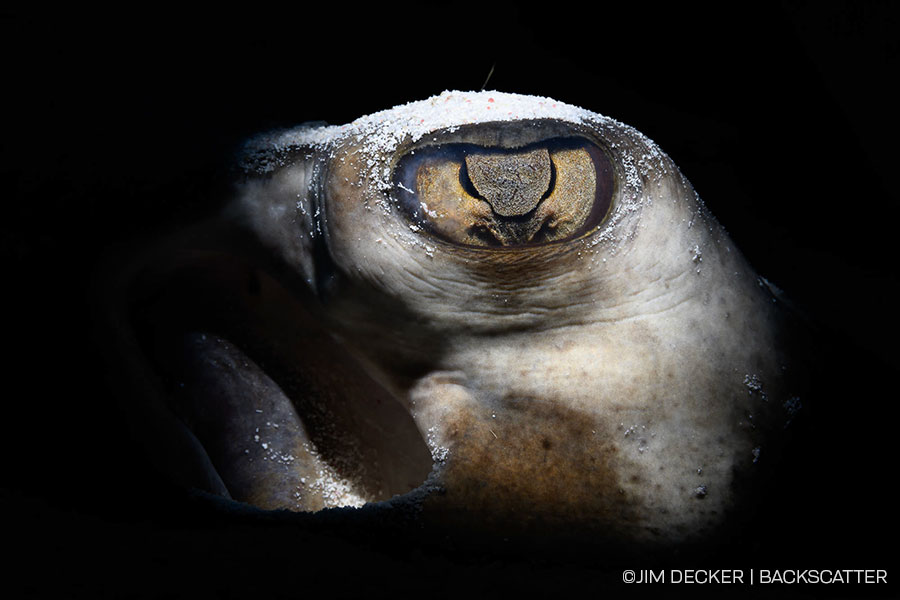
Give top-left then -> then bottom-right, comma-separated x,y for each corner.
420,119 -> 425,123
553,103 -> 557,108
488,97 -> 494,103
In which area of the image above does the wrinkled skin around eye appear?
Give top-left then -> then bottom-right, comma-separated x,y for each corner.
105,91 -> 811,549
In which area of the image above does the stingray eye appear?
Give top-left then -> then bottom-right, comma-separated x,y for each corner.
393,138 -> 614,247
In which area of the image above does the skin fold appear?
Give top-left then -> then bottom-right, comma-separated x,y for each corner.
106,92 -> 809,547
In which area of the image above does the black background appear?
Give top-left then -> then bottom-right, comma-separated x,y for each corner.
3,2 -> 899,597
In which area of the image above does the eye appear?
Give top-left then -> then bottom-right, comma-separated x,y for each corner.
393,138 -> 614,247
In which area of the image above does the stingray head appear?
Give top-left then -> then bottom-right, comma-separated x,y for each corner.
102,92 -> 810,546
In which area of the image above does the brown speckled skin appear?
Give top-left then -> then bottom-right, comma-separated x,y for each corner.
225,113 -> 808,545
